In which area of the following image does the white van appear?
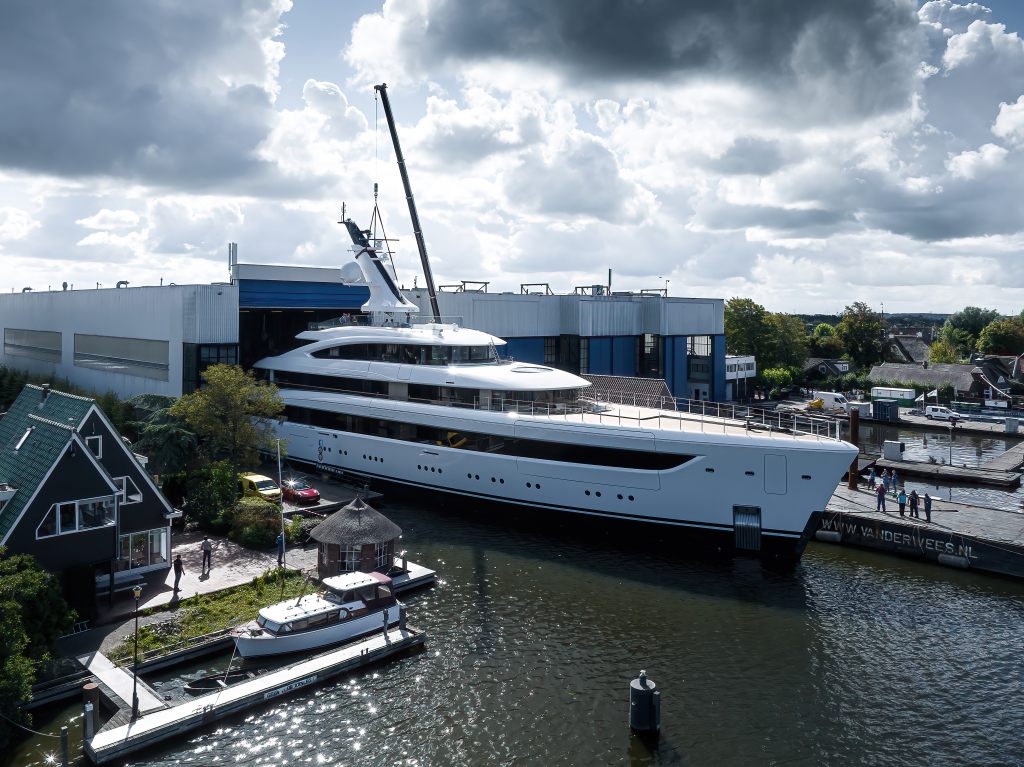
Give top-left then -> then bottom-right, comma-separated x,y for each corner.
813,391 -> 849,411
925,405 -> 962,421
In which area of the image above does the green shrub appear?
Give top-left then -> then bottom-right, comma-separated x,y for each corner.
229,497 -> 279,549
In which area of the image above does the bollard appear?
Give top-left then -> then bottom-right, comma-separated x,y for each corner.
399,603 -> 407,632
83,702 -> 95,740
60,726 -> 69,766
383,607 -> 390,643
629,670 -> 661,737
82,682 -> 100,735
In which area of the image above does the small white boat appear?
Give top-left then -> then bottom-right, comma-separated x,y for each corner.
231,571 -> 401,659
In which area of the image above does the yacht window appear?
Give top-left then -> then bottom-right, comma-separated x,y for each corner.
290,618 -> 308,631
307,613 -> 328,628
376,584 -> 392,600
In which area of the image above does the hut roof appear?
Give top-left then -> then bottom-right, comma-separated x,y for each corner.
309,497 -> 401,546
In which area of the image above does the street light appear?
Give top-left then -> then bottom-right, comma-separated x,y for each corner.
277,438 -> 285,571
131,584 -> 142,720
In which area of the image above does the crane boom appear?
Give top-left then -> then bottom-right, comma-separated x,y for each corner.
374,83 -> 442,323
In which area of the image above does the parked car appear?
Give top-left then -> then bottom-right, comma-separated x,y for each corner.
282,478 -> 321,505
239,472 -> 282,502
925,405 -> 962,422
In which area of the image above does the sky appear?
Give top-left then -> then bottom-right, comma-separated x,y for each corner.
2,0 -> 1024,314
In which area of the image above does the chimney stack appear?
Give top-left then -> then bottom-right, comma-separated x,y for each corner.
41,383 -> 50,403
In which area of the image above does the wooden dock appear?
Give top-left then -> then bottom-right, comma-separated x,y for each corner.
390,558 -> 436,593
980,441 -> 1024,472
85,626 -> 424,765
873,457 -> 1021,487
818,484 -> 1024,578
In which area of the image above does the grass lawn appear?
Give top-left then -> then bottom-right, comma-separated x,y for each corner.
108,569 -> 310,663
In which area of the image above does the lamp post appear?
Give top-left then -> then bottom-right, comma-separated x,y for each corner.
131,584 -> 142,720
277,438 -> 286,571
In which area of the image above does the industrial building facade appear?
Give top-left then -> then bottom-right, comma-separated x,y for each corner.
0,263 -> 726,402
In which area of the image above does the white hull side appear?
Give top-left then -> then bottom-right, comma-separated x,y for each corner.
274,414 -> 853,542
234,611 -> 401,659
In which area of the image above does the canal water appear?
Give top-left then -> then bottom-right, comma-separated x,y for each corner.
855,422 -> 1024,509
8,499 -> 1024,767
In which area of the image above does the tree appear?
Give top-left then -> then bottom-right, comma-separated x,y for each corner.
129,395 -> 198,476
765,313 -> 809,369
929,339 -> 960,364
0,549 -> 74,751
945,306 -> 1000,346
812,323 -> 835,338
761,367 -> 793,394
939,322 -> 975,360
977,319 -> 1024,355
724,298 -> 772,360
184,460 -> 240,530
835,302 -> 883,368
809,333 -> 846,358
170,365 -> 283,469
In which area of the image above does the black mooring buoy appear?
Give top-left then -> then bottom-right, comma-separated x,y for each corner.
629,669 -> 661,736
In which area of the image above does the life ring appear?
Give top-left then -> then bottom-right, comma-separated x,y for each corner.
337,607 -> 350,620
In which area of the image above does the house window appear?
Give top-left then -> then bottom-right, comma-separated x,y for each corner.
74,334 -> 170,381
687,336 -> 712,356
341,545 -> 362,572
118,528 -> 167,571
37,497 -> 114,538
376,542 -> 390,570
86,435 -> 102,458
114,476 -> 142,505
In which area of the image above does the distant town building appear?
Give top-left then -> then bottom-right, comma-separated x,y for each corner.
724,355 -> 756,401
869,357 -> 1022,400
0,384 -> 177,610
884,335 -> 931,364
802,358 -> 853,381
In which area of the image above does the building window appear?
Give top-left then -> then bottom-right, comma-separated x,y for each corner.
579,338 -> 589,374
376,543 -> 390,570
543,337 -> 557,365
37,497 -> 115,538
114,476 -> 142,505
341,545 -> 362,572
4,328 -> 61,362
687,335 -> 711,356
86,435 -> 102,458
74,334 -> 170,381
118,528 -> 167,571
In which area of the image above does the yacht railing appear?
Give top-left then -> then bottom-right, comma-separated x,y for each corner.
276,379 -> 842,440
308,315 -> 466,331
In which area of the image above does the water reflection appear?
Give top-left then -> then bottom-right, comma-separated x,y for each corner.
7,498 -> 1024,767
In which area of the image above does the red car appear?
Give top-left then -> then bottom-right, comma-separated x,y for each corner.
282,478 -> 321,504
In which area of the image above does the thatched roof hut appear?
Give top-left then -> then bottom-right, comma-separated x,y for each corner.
310,498 -> 401,577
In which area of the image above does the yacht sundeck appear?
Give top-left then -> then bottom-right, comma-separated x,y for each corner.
231,571 -> 401,658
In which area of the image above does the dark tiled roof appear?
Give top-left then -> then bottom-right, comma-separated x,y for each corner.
0,386 -> 94,542
869,363 -> 975,391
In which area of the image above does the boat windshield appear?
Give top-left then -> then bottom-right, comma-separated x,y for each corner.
256,615 -> 282,633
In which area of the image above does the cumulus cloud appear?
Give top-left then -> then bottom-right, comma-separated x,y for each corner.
0,0 -> 291,188
946,142 -> 1008,178
348,0 -> 922,122
992,95 -> 1024,145
76,209 -> 142,230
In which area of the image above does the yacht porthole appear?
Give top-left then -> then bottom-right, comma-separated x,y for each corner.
585,490 -> 591,496
745,471 -> 755,476
628,495 -> 634,501
617,494 -> 623,500
491,477 -> 496,483
801,475 -> 812,480
475,474 -> 480,480
499,478 -> 504,484
417,465 -> 421,470
468,473 -> 472,479
705,468 -> 715,473
536,483 -> 541,489
526,482 -> 532,488
595,491 -> 601,497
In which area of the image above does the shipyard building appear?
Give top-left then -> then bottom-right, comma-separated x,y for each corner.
0,259 -> 726,402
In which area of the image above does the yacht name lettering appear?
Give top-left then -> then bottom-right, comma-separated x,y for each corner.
819,518 -> 977,559
264,674 -> 318,700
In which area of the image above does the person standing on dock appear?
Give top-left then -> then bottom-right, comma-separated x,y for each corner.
897,489 -> 907,516
891,469 -> 900,496
909,490 -> 919,519
881,469 -> 890,494
876,482 -> 887,512
868,467 -> 877,489
924,493 -> 932,523
277,532 -> 285,568
201,536 -> 212,573
173,554 -> 184,592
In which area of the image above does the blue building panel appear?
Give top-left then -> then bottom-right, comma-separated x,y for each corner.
503,337 -> 545,364
612,336 -> 636,376
238,280 -> 369,309
587,337 -> 613,375
712,335 -> 727,402
663,336 -> 688,401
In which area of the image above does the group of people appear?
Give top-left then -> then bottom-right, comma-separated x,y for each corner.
868,467 -> 933,522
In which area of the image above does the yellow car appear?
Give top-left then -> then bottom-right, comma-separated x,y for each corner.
239,473 -> 282,502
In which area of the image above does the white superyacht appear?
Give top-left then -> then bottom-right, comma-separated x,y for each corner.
254,219 -> 856,565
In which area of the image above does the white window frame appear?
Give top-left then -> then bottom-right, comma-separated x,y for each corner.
36,495 -> 115,539
341,544 -> 362,572
86,435 -> 102,459
375,543 -> 390,570
113,476 -> 142,505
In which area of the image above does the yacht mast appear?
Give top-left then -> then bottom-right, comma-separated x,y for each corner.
374,83 -> 442,323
